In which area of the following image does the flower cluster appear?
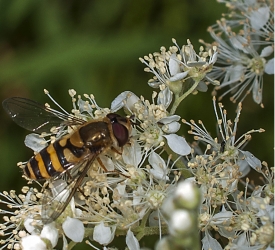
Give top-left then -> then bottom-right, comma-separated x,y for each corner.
182,97 -> 274,249
0,89 -> 191,249
139,39 -> 219,114
200,0 -> 274,106
0,1 -> 274,249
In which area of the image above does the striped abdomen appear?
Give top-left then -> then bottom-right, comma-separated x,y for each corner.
24,136 -> 86,180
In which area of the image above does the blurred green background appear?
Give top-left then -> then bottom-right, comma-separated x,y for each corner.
0,0 -> 273,249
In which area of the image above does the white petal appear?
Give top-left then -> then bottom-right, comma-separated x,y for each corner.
148,152 -> 166,172
237,159 -> 251,177
148,152 -> 168,180
126,229 -> 140,250
196,81 -> 208,92
169,210 -> 192,236
122,141 -> 142,166
169,54 -> 180,76
161,196 -> 176,218
211,210 -> 233,225
98,155 -> 114,171
240,150 -> 262,170
149,210 -> 160,226
149,169 -> 169,180
148,80 -> 162,88
40,222 -> 59,248
230,36 -> 248,53
116,182 -> 126,196
77,98 -> 93,114
125,92 -> 141,111
249,6 -> 270,30
157,87 -> 172,108
62,233 -> 68,250
162,121 -> 181,133
232,233 -> 250,247
24,218 -> 36,234
163,134 -> 191,155
111,91 -> 131,111
158,115 -> 180,124
202,232 -> 223,250
228,64 -> 244,82
265,58 -> 274,74
93,222 -> 115,245
174,181 -> 197,204
62,217 -> 84,242
21,235 -> 47,250
252,78 -> 262,104
260,46 -> 273,57
24,133 -> 47,152
170,71 -> 188,81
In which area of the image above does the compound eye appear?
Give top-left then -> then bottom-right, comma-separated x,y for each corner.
112,121 -> 129,147
107,113 -> 130,147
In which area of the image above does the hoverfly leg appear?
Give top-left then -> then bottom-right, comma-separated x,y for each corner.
96,157 -> 130,178
110,146 -> 122,155
96,157 -> 109,172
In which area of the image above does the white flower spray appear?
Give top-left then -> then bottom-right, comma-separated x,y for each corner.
0,1 -> 273,249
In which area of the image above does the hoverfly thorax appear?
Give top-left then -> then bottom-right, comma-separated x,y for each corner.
78,120 -> 113,152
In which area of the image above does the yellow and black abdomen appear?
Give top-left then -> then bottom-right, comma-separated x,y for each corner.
24,136 -> 86,180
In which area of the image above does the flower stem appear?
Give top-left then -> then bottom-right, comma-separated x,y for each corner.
170,80 -> 200,115
68,241 -> 77,250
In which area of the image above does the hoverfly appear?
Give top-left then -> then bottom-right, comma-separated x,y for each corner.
2,96 -> 132,224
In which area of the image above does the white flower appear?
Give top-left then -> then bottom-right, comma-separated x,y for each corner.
202,1 -> 274,105
112,91 -> 191,155
264,57 -> 274,74
122,140 -> 143,168
183,97 -> 264,176
169,210 -> 193,236
62,217 -> 84,242
202,232 -> 223,250
0,188 -> 45,250
24,133 -> 47,152
158,115 -> 181,133
140,39 -> 219,97
40,222 -> 59,248
21,235 -> 47,250
163,134 -> 191,156
173,180 -> 200,209
148,152 -> 169,180
93,222 -> 115,245
139,48 -> 188,89
24,218 -> 37,234
126,229 -> 140,250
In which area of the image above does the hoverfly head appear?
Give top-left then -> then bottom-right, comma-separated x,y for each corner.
107,113 -> 132,147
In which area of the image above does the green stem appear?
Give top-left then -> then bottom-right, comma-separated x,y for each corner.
170,80 -> 200,115
135,210 -> 151,240
68,241 -> 77,250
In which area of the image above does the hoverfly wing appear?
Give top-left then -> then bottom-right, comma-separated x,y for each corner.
41,155 -> 97,224
41,180 -> 72,224
2,97 -> 84,134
